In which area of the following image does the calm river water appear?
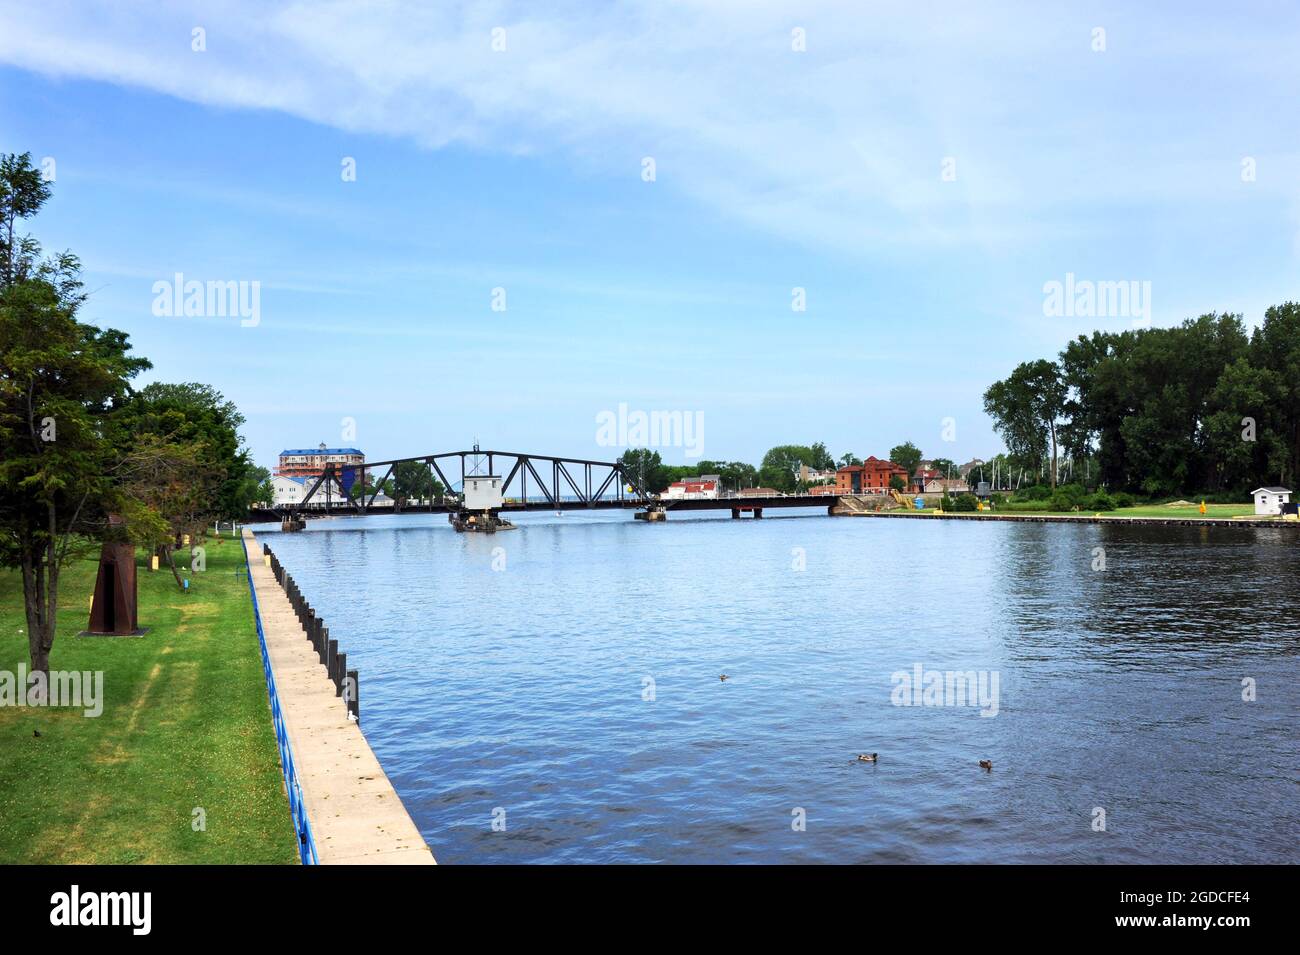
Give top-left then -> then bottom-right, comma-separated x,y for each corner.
261,510 -> 1298,864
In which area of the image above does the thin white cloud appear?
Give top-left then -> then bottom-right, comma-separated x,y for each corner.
3,0 -> 1299,254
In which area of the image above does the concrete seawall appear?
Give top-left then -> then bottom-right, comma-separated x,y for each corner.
243,530 -> 435,865
832,508 -> 1294,529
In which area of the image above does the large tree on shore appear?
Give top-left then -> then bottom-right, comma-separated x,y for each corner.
694,459 -> 758,492
888,441 -> 922,477
393,460 -> 445,504
618,448 -> 666,494
115,382 -> 264,520
1251,302 -> 1300,487
1,152 -> 49,287
115,433 -> 219,590
984,359 -> 1067,489
996,310 -> 1296,496
758,444 -> 833,492
0,153 -> 150,675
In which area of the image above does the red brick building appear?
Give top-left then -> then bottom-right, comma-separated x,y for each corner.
835,456 -> 909,494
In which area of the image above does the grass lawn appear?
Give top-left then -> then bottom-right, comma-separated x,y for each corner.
1110,503 -> 1259,519
0,532 -> 298,864
988,501 -> 1260,519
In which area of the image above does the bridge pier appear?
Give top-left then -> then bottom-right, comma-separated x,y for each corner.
635,509 -> 666,522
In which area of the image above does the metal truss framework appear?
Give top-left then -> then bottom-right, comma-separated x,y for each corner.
296,450 -> 652,513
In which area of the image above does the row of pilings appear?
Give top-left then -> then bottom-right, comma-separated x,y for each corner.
263,543 -> 360,723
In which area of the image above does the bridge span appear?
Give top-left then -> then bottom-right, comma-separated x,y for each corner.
249,448 -> 844,522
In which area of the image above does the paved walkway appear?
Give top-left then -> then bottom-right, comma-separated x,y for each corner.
244,530 -> 435,865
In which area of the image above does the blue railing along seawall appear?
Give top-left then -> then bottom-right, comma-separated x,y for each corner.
243,539 -> 320,865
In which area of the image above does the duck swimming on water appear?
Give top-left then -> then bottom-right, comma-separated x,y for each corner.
857,753 -> 878,763
979,759 -> 992,770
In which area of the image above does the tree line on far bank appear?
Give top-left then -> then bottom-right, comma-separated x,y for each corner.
344,460 -> 448,505
1,153 -> 269,676
618,440 -> 956,495
983,309 -> 1300,497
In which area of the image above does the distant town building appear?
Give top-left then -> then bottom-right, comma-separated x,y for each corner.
798,464 -> 837,485
275,443 -> 365,480
958,458 -> 987,479
912,469 -> 970,495
738,487 -> 778,497
662,478 -> 719,500
929,478 -> 971,495
834,456 -> 909,494
1252,486 -> 1291,516
271,473 -> 346,506
911,468 -> 940,493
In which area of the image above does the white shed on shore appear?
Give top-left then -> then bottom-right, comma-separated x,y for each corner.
1251,487 -> 1291,516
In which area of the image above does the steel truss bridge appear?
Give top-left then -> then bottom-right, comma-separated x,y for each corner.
249,449 -> 838,521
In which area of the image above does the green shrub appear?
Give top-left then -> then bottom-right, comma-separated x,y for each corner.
1001,499 -> 1052,512
1111,491 -> 1136,508
1044,484 -> 1086,511
1087,491 -> 1116,511
1015,484 -> 1051,502
953,493 -> 979,512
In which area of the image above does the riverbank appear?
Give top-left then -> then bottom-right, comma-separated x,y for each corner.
244,530 -> 435,864
259,509 -> 1299,863
0,534 -> 298,863
998,502 -> 1259,519
839,508 -> 1291,527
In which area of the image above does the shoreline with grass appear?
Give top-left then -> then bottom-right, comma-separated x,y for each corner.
0,531 -> 298,864
901,482 -> 1285,523
844,502 -> 1290,527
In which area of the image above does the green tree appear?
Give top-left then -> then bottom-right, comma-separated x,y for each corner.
758,445 -> 814,492
1252,302 -> 1300,487
1060,329 -> 1139,489
251,466 -> 274,507
0,153 -> 150,674
1117,314 -> 1248,495
693,459 -> 758,493
807,441 -> 835,470
618,448 -> 666,494
116,432 -> 222,589
889,441 -> 922,477
1204,358 -> 1282,492
393,460 -> 445,503
838,452 -> 861,467
984,359 -> 1067,489
0,151 -> 51,286
115,382 -> 263,520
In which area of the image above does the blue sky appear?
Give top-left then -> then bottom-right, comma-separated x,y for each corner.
2,1 -> 1298,471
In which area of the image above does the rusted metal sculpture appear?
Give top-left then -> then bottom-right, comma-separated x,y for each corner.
86,516 -> 139,635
